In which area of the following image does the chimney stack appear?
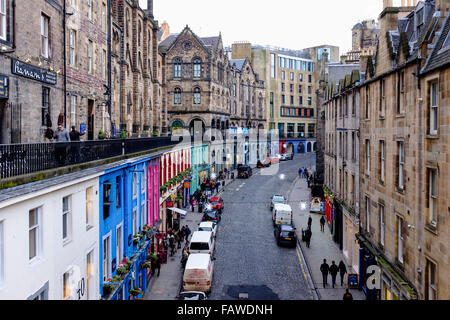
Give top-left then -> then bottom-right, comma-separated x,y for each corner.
147,0 -> 154,18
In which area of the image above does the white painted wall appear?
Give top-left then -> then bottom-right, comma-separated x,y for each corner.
0,176 -> 100,300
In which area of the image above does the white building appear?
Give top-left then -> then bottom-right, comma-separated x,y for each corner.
0,172 -> 101,300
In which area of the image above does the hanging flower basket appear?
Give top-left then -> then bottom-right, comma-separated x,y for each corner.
129,288 -> 144,297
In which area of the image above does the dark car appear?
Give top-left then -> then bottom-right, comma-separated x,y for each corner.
274,224 -> 297,247
202,209 -> 221,223
238,165 -> 253,179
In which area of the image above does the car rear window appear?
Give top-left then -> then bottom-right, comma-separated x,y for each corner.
273,196 -> 285,202
199,227 -> 212,232
282,231 -> 295,237
190,242 -> 210,250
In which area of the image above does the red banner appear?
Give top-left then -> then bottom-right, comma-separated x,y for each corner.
325,196 -> 332,225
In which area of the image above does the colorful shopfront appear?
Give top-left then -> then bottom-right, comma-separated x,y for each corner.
190,143 -> 210,196
99,153 -> 161,300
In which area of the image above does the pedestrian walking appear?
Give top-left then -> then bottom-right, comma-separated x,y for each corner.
320,216 -> 326,232
180,226 -> 186,242
307,215 -> 312,228
181,247 -> 189,269
329,261 -> 339,288
304,168 -> 309,179
343,289 -> 353,301
215,180 -> 220,194
69,126 -> 84,162
185,225 -> 191,240
305,226 -> 312,248
53,124 -> 71,165
320,259 -> 330,287
169,234 -> 175,256
338,260 -> 347,286
154,253 -> 161,277
298,168 -> 302,178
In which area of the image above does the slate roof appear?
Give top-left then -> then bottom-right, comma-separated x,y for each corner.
353,22 -> 363,30
421,13 -> 450,74
229,59 -> 246,71
200,36 -> 220,48
327,63 -> 360,85
158,33 -> 179,49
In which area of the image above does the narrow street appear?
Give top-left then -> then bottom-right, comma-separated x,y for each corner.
209,154 -> 316,300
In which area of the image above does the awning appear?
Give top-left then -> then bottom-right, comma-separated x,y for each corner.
168,207 -> 187,218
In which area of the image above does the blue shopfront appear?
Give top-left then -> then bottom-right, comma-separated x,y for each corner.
99,155 -> 161,300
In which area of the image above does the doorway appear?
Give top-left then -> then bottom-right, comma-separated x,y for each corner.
88,100 -> 94,140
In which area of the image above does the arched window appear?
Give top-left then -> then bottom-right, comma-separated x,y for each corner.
193,87 -> 201,105
174,88 -> 182,104
173,58 -> 182,78
193,58 -> 202,78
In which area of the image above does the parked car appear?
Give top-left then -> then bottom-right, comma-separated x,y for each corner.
178,291 -> 208,300
189,231 -> 215,255
280,154 -> 289,161
267,156 -> 280,164
284,153 -> 294,160
182,254 -> 215,293
270,194 -> 286,211
310,197 -> 322,213
208,196 -> 224,213
198,221 -> 218,237
202,209 -> 221,223
257,159 -> 271,168
238,165 -> 253,179
274,224 -> 297,247
272,203 -> 293,226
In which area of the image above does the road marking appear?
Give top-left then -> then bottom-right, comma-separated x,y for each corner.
297,243 -> 319,300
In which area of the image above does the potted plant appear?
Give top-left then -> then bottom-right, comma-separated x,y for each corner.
141,261 -> 152,269
98,129 -> 107,140
129,287 -> 144,297
152,130 -> 159,137
116,263 -> 129,276
133,234 -> 142,245
119,130 -> 127,139
103,279 -> 118,296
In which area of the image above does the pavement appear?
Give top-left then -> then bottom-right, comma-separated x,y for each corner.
289,175 -> 366,300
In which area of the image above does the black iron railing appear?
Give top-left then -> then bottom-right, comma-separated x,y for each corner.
0,137 -> 179,180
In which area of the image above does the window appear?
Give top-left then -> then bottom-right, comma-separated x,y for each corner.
102,2 -> 107,33
86,250 -> 94,300
380,79 -> 386,117
270,53 -> 275,78
366,140 -> 370,175
299,73 -> 303,82
290,72 -> 294,81
308,97 -> 312,106
29,208 -> 41,261
290,84 -> 293,93
298,123 -> 305,138
281,95 -> 285,104
174,88 -> 181,104
281,83 -> 285,92
308,86 -> 312,94
352,132 -> 356,160
62,196 -> 72,242
41,14 -> 49,58
69,29 -> 76,66
380,140 -> 385,183
193,58 -> 202,78
87,0 -> 92,20
116,225 -> 122,264
141,169 -> 145,193
281,71 -> 285,80
429,82 -> 438,135
193,87 -> 201,105
0,0 -> 7,41
308,74 -> 312,83
115,176 -> 121,208
141,203 -> 145,228
308,124 -> 315,138
365,197 -> 370,233
299,85 -> 302,94
397,216 -> 403,263
427,168 -> 437,227
133,172 -> 138,198
173,58 -> 182,78
102,235 -> 110,281
86,187 -> 94,229
379,204 -> 385,247
299,96 -> 303,105
102,49 -> 107,79
103,182 -> 112,219
398,141 -> 404,190
87,40 -> 93,73
42,87 -> 50,127
0,220 -> 3,286
365,86 -> 370,119
290,95 -> 294,105
132,208 -> 137,235
63,270 -> 71,299
425,259 -> 437,300
398,71 -> 405,113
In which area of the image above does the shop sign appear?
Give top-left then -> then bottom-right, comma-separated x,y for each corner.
11,59 -> 57,85
184,181 -> 191,189
166,200 -> 174,208
0,75 -> 9,98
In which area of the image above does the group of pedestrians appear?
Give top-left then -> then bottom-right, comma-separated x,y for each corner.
298,167 -> 310,179
191,174 -> 226,213
320,259 -> 348,288
165,225 -> 192,257
51,124 -> 85,165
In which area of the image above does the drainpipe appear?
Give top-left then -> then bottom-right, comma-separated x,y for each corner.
107,0 -> 112,135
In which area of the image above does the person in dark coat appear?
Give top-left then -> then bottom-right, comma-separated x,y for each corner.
180,226 -> 186,242
305,226 -> 312,248
169,234 -> 175,256
320,216 -> 326,232
185,225 -> 191,240
154,253 -> 161,277
307,215 -> 312,229
343,289 -> 353,301
215,180 -> 220,194
329,261 -> 339,288
320,259 -> 330,287
338,260 -> 347,286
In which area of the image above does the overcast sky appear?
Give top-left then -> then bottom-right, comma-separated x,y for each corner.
139,0 -> 384,54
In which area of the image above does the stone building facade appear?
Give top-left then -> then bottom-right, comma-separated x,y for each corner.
357,0 -> 449,300
0,0 -> 64,144
111,0 -> 164,138
158,27 -> 266,138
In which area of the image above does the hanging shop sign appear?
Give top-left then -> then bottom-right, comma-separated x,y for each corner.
0,75 -> 9,98
11,59 -> 57,85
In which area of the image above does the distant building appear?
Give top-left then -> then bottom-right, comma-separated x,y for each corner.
340,19 -> 379,64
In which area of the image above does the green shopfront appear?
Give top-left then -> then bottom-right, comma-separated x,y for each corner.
190,143 -> 210,195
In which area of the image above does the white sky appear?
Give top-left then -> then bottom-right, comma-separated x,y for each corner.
140,0 -> 383,54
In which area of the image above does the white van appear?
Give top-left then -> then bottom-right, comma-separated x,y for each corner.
182,253 -> 215,293
273,203 -> 293,226
189,231 -> 215,255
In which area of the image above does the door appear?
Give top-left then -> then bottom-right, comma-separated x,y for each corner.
88,100 -> 94,140
0,100 -> 7,144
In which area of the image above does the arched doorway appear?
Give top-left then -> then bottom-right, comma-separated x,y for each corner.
307,142 -> 312,153
189,119 -> 205,136
287,143 -> 294,154
298,143 -> 305,154
313,142 -> 317,152
171,120 -> 184,136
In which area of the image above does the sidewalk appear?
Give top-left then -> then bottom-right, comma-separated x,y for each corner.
144,168 -> 239,300
289,176 -> 366,300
